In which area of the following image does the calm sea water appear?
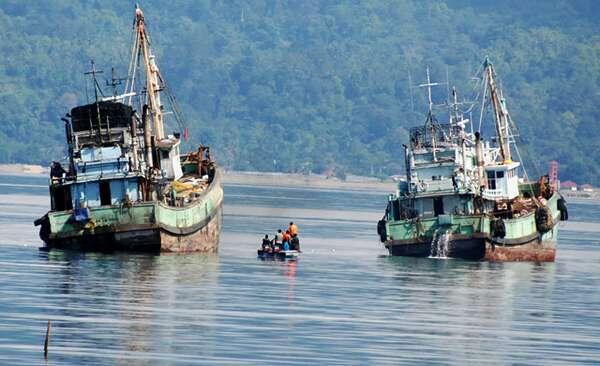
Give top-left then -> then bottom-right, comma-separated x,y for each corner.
0,174 -> 599,365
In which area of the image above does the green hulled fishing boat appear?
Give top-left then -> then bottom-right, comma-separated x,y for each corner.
35,7 -> 223,252
377,59 -> 568,261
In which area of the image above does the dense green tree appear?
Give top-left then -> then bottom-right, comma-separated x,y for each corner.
0,1 -> 598,184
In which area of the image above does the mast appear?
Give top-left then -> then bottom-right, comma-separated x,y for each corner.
483,58 -> 511,163
134,6 -> 165,141
451,86 -> 459,124
419,67 -> 443,162
84,61 -> 104,144
423,67 -> 435,114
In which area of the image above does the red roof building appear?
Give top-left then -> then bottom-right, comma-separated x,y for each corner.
560,180 -> 577,189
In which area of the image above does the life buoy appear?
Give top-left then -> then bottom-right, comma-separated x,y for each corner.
419,181 -> 427,191
377,220 -> 387,242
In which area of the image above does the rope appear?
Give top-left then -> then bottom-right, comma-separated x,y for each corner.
512,139 -> 540,206
125,29 -> 139,105
478,74 -> 488,133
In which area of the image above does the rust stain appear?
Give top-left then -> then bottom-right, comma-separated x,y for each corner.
485,241 -> 555,262
160,208 -> 222,253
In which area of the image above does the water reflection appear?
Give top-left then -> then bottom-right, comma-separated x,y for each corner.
376,255 -> 562,362
37,250 -> 220,364
284,260 -> 297,304
0,178 -> 599,364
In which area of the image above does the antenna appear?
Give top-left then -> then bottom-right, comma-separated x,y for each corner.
84,60 -> 104,102
448,86 -> 473,123
106,67 -> 128,97
451,86 -> 459,123
418,67 -> 446,162
446,66 -> 450,106
83,70 -> 89,103
418,66 -> 445,115
407,68 -> 414,122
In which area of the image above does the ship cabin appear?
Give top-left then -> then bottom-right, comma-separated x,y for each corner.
388,191 -> 476,222
156,136 -> 183,180
388,123 -> 479,222
405,123 -> 476,191
482,161 -> 520,200
49,101 -> 146,212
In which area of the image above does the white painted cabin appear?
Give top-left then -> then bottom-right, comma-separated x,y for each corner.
483,161 -> 520,200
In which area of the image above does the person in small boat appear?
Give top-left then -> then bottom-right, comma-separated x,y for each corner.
287,222 -> 300,251
288,222 -> 298,237
290,234 -> 300,252
261,234 -> 272,252
282,230 -> 291,251
273,229 -> 283,250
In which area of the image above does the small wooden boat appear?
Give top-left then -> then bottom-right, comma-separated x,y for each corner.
257,248 -> 300,260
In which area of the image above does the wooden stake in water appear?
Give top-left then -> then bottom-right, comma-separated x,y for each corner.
44,320 -> 51,358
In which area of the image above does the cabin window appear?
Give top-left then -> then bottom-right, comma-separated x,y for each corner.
389,200 -> 400,220
487,171 -> 497,190
433,197 -> 444,216
496,171 -> 504,179
161,150 -> 169,159
52,186 -> 73,211
100,181 -> 111,206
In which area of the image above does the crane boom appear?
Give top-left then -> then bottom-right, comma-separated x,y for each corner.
484,58 -> 512,163
135,7 -> 165,141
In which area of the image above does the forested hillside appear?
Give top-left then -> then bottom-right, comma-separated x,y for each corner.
1,1 -> 599,183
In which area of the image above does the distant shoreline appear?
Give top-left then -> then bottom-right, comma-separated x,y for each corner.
222,171 -> 395,193
0,164 -> 395,193
0,164 -> 48,176
2,163 -> 598,199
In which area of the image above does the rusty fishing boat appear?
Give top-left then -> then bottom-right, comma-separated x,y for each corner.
377,59 -> 568,261
35,7 -> 223,252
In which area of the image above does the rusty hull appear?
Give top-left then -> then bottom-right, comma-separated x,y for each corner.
160,205 -> 222,253
386,232 -> 557,262
43,204 -> 223,253
485,238 -> 555,262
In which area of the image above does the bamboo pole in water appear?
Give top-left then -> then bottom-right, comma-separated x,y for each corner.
44,320 -> 51,358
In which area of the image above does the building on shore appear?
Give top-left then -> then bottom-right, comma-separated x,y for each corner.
560,180 -> 578,191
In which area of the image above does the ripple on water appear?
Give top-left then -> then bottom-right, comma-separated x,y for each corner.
0,179 -> 598,364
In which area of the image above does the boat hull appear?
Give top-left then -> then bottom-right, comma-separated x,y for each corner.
257,249 -> 299,260
383,192 -> 562,262
485,240 -> 555,262
159,204 -> 222,253
38,170 -> 224,253
43,204 -> 222,253
385,233 -> 556,262
484,224 -> 557,262
385,235 -> 485,260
